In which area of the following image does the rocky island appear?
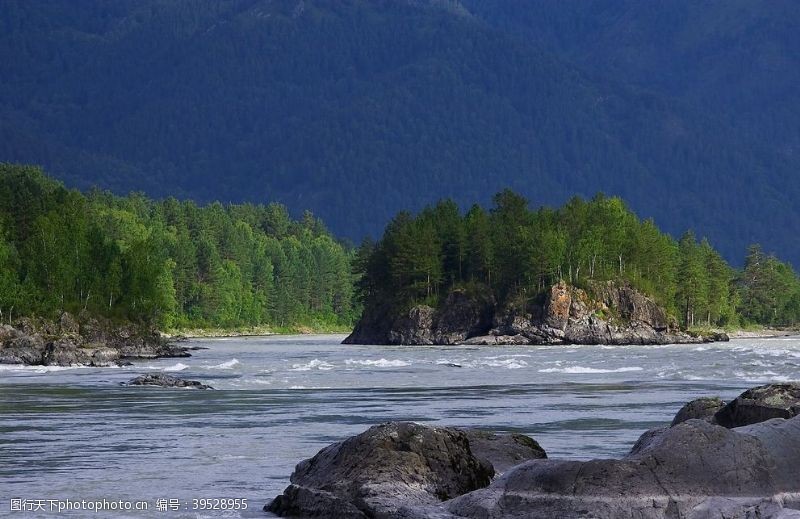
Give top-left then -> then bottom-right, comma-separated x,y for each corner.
0,312 -> 189,367
346,281 -> 728,346
267,383 -> 800,518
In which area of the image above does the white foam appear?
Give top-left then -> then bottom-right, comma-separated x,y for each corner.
344,359 -> 410,368
0,364 -> 88,372
163,362 -> 189,372
209,359 -> 240,369
290,359 -> 334,371
481,359 -> 528,369
539,366 -> 643,374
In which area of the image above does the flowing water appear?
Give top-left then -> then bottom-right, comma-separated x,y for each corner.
2,334 -> 800,517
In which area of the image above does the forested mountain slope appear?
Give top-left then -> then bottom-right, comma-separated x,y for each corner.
1,0 -> 798,264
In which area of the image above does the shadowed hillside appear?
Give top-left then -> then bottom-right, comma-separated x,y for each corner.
1,0 -> 798,264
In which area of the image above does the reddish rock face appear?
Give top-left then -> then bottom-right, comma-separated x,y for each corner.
545,282 -> 572,329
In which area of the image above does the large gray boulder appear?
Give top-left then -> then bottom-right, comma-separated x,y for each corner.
714,383 -> 800,428
266,422 -> 545,518
446,417 -> 800,519
266,422 -> 493,518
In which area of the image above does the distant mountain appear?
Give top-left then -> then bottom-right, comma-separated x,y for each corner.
1,0 -> 798,265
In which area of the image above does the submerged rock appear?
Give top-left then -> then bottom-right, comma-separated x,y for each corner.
266,422 -> 544,518
714,383 -> 800,428
125,373 -> 213,390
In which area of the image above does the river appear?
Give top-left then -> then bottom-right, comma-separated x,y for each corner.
2,334 -> 798,517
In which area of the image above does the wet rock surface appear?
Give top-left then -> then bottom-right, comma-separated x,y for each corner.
125,373 -> 213,390
270,384 -> 800,519
0,312 -> 189,366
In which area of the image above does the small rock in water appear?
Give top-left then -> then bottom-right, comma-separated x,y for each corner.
125,373 -> 213,390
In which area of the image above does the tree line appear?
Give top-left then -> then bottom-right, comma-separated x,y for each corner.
0,165 -> 357,330
356,190 -> 800,329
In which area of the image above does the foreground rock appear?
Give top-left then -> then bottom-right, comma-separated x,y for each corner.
447,417 -> 800,519
266,422 -> 545,518
345,282 -> 729,346
270,384 -> 800,519
125,373 -> 213,390
0,313 -> 189,367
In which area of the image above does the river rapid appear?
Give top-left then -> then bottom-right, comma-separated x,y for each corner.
2,334 -> 799,517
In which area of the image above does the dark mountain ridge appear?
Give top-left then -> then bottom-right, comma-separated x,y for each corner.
1,0 -> 798,264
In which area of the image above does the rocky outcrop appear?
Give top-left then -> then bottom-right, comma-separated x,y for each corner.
125,373 -> 213,390
345,282 -> 728,346
345,289 -> 494,346
270,384 -> 800,519
432,290 -> 495,344
388,305 -> 436,345
266,422 -> 545,518
0,312 -> 188,367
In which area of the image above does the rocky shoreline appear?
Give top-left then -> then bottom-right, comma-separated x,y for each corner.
267,382 -> 800,518
346,281 -> 729,346
0,312 -> 190,367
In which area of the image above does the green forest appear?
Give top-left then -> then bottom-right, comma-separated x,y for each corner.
0,165 -> 356,331
2,164 -> 799,333
355,191 -> 800,329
